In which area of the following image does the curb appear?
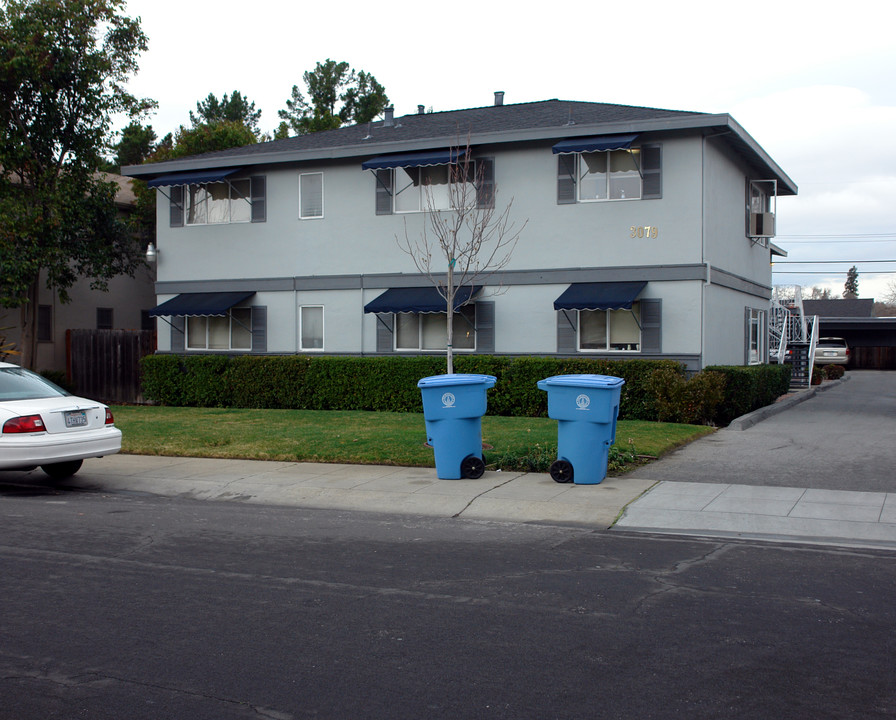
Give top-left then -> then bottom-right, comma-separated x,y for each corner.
726,374 -> 850,431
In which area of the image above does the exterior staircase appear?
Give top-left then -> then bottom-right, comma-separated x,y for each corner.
769,286 -> 819,390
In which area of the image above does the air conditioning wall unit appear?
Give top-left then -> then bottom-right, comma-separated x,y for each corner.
749,211 -> 776,238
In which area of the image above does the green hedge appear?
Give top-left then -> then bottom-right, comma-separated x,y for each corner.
703,363 -> 792,426
141,354 -> 684,420
140,354 -> 792,425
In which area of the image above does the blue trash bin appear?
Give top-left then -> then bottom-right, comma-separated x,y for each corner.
536,374 -> 625,484
417,374 -> 497,479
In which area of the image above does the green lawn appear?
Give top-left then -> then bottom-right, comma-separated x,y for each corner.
111,406 -> 714,474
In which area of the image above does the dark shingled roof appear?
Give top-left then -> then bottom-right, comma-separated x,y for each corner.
803,299 -> 875,317
123,98 -> 797,195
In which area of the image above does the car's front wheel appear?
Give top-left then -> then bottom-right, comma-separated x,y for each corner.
41,459 -> 84,479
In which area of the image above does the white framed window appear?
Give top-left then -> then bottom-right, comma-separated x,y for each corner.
300,173 -> 323,219
186,308 -> 252,350
300,305 -> 324,350
578,304 -> 641,352
577,149 -> 641,201
186,180 -> 251,225
391,163 -> 477,213
395,306 -> 476,351
748,308 -> 766,365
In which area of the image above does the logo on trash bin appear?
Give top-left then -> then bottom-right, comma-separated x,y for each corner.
576,393 -> 591,410
441,392 -> 456,408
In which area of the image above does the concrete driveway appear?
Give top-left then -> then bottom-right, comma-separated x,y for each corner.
629,370 -> 896,493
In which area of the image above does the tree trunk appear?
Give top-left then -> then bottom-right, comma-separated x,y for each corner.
19,277 -> 40,370
446,263 -> 454,374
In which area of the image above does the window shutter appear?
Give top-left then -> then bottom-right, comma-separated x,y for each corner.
556,310 -> 578,353
250,176 -> 266,222
375,313 -> 394,352
171,316 -> 185,353
641,144 -> 662,199
640,299 -> 662,353
251,306 -> 267,352
476,157 -> 495,209
375,169 -> 393,215
475,301 -> 495,353
557,155 -> 577,205
169,186 -> 184,227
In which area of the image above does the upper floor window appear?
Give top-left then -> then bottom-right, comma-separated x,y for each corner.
557,142 -> 661,204
96,307 -> 113,330
187,308 -> 252,351
300,173 -> 323,219
168,176 -> 266,227
370,156 -> 494,215
187,179 -> 250,224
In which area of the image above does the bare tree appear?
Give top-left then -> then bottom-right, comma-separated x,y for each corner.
397,139 -> 526,373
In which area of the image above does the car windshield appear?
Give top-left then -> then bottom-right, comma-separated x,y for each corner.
0,367 -> 70,401
818,339 -> 846,348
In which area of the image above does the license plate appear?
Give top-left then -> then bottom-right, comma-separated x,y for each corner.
64,410 -> 88,428
824,351 -> 836,357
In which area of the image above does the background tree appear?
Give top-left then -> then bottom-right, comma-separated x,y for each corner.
278,59 -> 389,135
808,285 -> 837,300
397,140 -> 526,373
111,121 -> 157,171
843,266 -> 859,299
190,91 -> 262,137
0,0 -> 154,369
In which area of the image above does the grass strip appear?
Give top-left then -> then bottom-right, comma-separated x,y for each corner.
112,406 -> 714,474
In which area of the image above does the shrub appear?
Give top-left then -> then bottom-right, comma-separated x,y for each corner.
646,366 -> 726,425
811,366 -> 825,385
822,364 -> 845,380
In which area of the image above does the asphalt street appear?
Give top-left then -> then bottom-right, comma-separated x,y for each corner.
2,491 -> 895,720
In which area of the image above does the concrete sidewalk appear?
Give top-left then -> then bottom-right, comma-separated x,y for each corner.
76,454 -> 656,528
65,453 -> 896,551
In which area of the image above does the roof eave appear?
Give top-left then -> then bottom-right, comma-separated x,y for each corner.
122,113 -> 796,196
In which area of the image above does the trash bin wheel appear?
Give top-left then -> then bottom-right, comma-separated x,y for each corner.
461,455 -> 485,480
549,459 -> 574,483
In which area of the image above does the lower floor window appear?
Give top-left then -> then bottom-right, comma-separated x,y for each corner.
579,304 -> 641,351
300,305 -> 324,350
395,306 -> 476,351
187,308 -> 251,350
748,308 -> 766,364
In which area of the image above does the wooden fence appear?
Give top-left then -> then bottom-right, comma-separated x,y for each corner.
67,329 -> 156,404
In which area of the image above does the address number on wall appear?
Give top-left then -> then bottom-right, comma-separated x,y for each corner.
630,226 -> 659,239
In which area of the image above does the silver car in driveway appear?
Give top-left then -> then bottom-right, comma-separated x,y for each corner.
815,337 -> 850,366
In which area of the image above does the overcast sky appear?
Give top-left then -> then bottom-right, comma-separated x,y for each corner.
121,0 -> 896,301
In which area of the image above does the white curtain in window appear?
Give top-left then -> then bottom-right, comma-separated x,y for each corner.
609,308 -> 640,350
231,308 -> 252,349
208,316 -> 231,349
579,310 -> 608,350
186,316 -> 207,349
301,306 -> 323,349
206,182 -> 231,224
395,313 -> 419,349
230,179 -> 251,223
187,185 -> 208,224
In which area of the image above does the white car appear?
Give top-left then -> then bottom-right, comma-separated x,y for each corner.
0,362 -> 122,478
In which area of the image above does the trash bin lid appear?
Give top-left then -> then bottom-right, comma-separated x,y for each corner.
537,374 -> 625,389
417,373 -> 497,388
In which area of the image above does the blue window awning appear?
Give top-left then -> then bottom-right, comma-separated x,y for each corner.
552,134 -> 639,155
149,291 -> 255,317
553,281 -> 646,311
361,148 -> 467,171
145,168 -> 240,189
364,286 -> 481,314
